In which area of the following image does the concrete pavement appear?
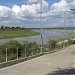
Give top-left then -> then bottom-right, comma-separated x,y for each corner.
0,45 -> 75,75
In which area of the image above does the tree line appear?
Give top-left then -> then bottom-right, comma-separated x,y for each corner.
0,26 -> 26,30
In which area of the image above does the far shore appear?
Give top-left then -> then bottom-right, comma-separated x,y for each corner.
0,28 -> 40,39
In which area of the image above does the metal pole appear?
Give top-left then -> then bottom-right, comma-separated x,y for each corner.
40,0 -> 43,53
17,47 -> 18,60
6,46 -> 7,62
73,12 -> 75,40
32,45 -> 34,56
63,11 -> 66,47
25,46 -> 27,58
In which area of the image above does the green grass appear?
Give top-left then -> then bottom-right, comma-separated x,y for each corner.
0,29 -> 40,39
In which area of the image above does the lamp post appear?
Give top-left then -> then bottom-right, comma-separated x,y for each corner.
63,11 -> 66,47
40,0 -> 43,53
63,10 -> 71,47
70,9 -> 75,39
63,9 -> 75,46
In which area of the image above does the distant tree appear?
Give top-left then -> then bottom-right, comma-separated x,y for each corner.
1,26 -> 4,29
11,27 -> 15,29
16,26 -> 20,29
5,26 -> 11,29
21,27 -> 25,30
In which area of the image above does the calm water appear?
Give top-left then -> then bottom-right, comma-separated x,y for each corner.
0,29 -> 74,45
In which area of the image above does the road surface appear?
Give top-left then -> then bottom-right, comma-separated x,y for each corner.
0,45 -> 75,75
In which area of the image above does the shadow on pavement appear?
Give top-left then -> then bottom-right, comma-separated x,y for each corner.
46,68 -> 75,75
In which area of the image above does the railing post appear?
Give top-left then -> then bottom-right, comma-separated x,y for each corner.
37,48 -> 38,54
17,47 -> 18,60
6,46 -> 7,62
25,46 -> 27,58
40,46 -> 42,53
32,45 -> 34,56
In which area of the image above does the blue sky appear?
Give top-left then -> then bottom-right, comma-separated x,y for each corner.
0,0 -> 74,28
0,0 -> 59,7
0,0 -> 24,7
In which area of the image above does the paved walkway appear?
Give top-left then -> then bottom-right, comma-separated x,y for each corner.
0,45 -> 75,75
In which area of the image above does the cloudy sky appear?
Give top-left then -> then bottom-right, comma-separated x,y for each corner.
0,0 -> 75,28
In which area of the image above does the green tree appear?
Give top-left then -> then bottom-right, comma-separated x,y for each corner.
1,26 -> 4,29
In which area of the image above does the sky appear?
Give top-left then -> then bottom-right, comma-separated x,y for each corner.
0,0 -> 75,28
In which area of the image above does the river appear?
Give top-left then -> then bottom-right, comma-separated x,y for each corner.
0,29 -> 74,45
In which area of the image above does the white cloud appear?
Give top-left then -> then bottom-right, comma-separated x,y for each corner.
45,0 -> 74,19
11,0 -> 48,19
50,0 -> 70,13
12,5 -> 21,16
21,4 -> 37,17
0,5 -> 12,17
68,0 -> 75,8
0,0 -> 74,27
26,0 -> 38,4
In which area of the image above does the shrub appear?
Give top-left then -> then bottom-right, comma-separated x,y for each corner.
48,40 -> 57,50
68,39 -> 75,44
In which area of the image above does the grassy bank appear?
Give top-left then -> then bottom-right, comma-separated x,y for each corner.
0,29 -> 40,39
